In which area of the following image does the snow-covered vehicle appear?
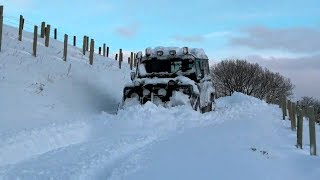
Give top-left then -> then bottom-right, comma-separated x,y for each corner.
120,47 -> 215,113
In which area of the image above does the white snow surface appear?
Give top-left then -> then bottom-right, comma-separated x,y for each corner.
142,46 -> 209,59
0,25 -> 319,180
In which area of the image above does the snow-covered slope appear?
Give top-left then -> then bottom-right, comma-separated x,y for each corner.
0,25 -> 319,180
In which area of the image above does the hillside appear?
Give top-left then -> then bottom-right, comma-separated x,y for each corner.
0,25 -> 319,180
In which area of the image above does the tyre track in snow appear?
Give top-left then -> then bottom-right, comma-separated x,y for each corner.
0,121 -> 91,167
0,93 -> 272,179
0,135 -> 156,180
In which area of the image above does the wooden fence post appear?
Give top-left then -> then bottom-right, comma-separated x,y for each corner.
287,100 -> 292,121
82,36 -> 86,55
40,22 -> 45,38
73,36 -> 76,46
130,52 -> 133,70
86,36 -> 89,51
22,18 -> 24,30
119,49 -> 122,69
45,24 -> 50,47
0,6 -> 3,52
63,34 -> 68,61
99,47 -> 101,55
18,15 -> 23,41
128,57 -> 131,64
134,53 -> 137,67
281,96 -> 287,120
33,25 -> 38,57
106,46 -> 109,57
296,107 -> 303,149
103,43 -> 106,56
54,28 -> 57,39
308,107 -> 317,156
115,53 -> 118,60
291,102 -> 297,131
89,39 -> 94,65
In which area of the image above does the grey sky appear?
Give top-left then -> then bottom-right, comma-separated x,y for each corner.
230,26 -> 320,54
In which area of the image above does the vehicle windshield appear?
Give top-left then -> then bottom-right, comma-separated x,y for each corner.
144,59 -> 193,74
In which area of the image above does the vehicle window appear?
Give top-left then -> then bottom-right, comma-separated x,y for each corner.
203,61 -> 209,75
145,60 -> 171,73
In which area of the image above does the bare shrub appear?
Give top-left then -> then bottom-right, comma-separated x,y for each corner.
211,59 -> 294,104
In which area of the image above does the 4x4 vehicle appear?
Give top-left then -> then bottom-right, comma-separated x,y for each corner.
120,47 -> 215,113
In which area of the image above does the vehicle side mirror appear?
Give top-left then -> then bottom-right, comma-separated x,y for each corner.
130,72 -> 136,81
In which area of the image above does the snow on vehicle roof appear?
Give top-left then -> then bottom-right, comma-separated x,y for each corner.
141,46 -> 209,59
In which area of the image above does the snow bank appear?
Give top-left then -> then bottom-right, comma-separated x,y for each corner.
0,24 -> 130,132
141,46 -> 208,59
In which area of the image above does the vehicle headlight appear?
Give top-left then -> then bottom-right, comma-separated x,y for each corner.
143,89 -> 150,96
158,88 -> 167,96
134,81 -> 141,86
168,80 -> 175,86
125,89 -> 131,96
130,92 -> 139,98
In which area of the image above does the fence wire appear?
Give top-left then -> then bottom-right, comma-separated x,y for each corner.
2,14 -> 128,59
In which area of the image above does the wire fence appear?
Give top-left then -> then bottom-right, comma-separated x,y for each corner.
0,8 -> 136,69
3,15 -> 82,44
278,97 -> 318,156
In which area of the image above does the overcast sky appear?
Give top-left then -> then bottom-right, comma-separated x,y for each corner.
1,0 -> 319,99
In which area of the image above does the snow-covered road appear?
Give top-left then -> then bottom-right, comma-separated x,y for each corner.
0,24 -> 319,180
1,93 -> 319,180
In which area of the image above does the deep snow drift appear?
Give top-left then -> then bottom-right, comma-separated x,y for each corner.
0,25 -> 319,180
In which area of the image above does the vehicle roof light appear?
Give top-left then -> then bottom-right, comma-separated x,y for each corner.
145,48 -> 152,57
169,50 -> 176,56
157,51 -> 164,56
136,51 -> 142,59
183,47 -> 189,54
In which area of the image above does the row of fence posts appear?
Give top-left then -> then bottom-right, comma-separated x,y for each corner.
280,96 -> 317,156
0,5 -> 137,70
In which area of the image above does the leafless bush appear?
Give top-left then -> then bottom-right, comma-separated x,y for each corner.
211,59 -> 294,104
300,96 -> 320,118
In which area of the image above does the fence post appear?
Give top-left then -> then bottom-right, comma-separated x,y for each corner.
99,47 -> 101,55
63,34 -> 68,61
22,18 -> 24,30
287,100 -> 292,121
40,22 -> 45,38
115,53 -> 118,60
89,39 -> 94,65
73,36 -> 76,46
45,24 -> 50,47
308,107 -> 317,156
54,28 -> 57,39
281,96 -> 287,120
106,46 -> 109,57
82,36 -> 86,55
0,6 -> 3,52
134,53 -> 137,67
296,107 -> 303,149
103,43 -> 106,56
33,25 -> 38,57
119,49 -> 122,69
18,15 -> 23,41
86,36 -> 89,51
128,57 -> 131,64
291,102 -> 297,131
130,52 -> 133,70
